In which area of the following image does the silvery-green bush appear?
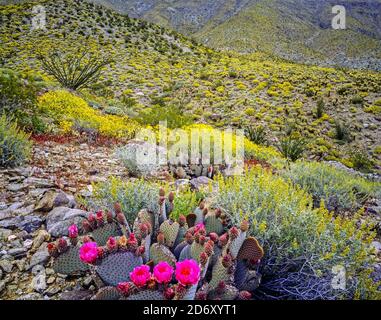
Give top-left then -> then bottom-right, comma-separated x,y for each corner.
0,115 -> 32,168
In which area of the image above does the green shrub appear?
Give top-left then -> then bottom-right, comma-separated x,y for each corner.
334,120 -> 351,142
0,115 -> 32,168
245,125 -> 267,145
315,99 -> 324,118
136,104 -> 193,129
0,68 -> 38,116
349,149 -> 375,173
283,161 -> 380,211
211,168 -> 379,300
278,136 -> 306,161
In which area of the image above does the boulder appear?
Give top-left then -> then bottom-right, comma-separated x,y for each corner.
116,140 -> 167,178
34,190 -> 73,212
46,207 -> 88,237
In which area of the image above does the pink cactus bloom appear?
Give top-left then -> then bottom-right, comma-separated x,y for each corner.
79,242 -> 99,264
194,223 -> 205,233
117,282 -> 131,295
153,262 -> 174,284
68,224 -> 78,238
175,259 -> 200,286
130,265 -> 151,287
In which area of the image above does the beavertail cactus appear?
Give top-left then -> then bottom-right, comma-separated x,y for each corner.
159,220 -> 180,247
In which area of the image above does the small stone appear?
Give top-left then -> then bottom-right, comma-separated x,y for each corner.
28,244 -> 50,270
371,241 -> 381,255
31,273 -> 47,292
47,276 -> 55,285
23,239 -> 34,249
0,259 -> 13,273
8,247 -> 27,258
0,229 -> 12,240
6,183 -> 25,192
60,290 -> 93,300
45,268 -> 55,275
83,276 -> 93,287
31,265 -> 45,275
0,268 -> 2,280
31,230 -> 50,252
16,293 -> 43,300
0,280 -> 5,294
45,286 -> 60,296
14,259 -> 26,271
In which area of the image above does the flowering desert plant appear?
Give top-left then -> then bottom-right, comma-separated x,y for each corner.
49,188 -> 264,300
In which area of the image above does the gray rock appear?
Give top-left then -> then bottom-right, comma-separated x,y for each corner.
28,244 -> 50,270
31,273 -> 47,292
45,286 -> 60,296
190,176 -> 214,191
34,190 -> 71,212
6,183 -> 26,192
371,241 -> 381,255
16,293 -> 43,300
17,215 -> 43,233
0,280 -> 5,294
0,268 -> 2,280
0,259 -> 13,273
31,264 -> 45,275
0,228 -> 12,240
8,247 -> 27,258
60,290 -> 93,300
0,216 -> 22,229
46,207 -> 88,237
24,177 -> 54,188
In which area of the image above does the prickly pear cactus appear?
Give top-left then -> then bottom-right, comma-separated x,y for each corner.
193,207 -> 204,225
53,246 -> 89,275
95,251 -> 143,286
190,242 -> 204,263
159,220 -> 180,247
186,213 -> 197,228
234,260 -> 248,289
209,257 -> 232,289
205,215 -> 224,235
91,222 -> 122,246
125,290 -> 165,300
237,237 -> 264,262
150,243 -> 177,267
181,284 -> 198,300
91,286 -> 122,300
173,226 -> 187,248
174,241 -> 187,260
179,244 -> 192,261
229,231 -> 246,259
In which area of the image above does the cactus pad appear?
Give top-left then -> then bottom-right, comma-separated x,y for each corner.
91,287 -> 122,300
124,290 -> 165,300
186,213 -> 197,228
53,246 -> 89,275
150,243 -> 177,267
179,244 -> 192,261
237,237 -> 264,262
190,242 -> 204,263
159,220 -> 180,247
234,260 -> 248,289
174,241 -> 188,260
193,207 -> 204,225
174,226 -> 188,248
209,257 -> 232,289
205,214 -> 224,235
95,251 -> 143,286
229,231 -> 246,259
91,222 -> 122,246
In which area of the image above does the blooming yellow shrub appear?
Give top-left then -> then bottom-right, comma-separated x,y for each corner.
38,90 -> 140,138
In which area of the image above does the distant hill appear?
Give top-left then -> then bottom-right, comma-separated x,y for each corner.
89,0 -> 381,71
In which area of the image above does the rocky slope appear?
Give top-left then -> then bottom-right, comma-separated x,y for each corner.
92,0 -> 381,70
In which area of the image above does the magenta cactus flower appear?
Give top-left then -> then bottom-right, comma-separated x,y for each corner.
79,242 -> 99,264
130,265 -> 151,287
153,262 -> 174,284
68,224 -> 78,238
175,259 -> 200,286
